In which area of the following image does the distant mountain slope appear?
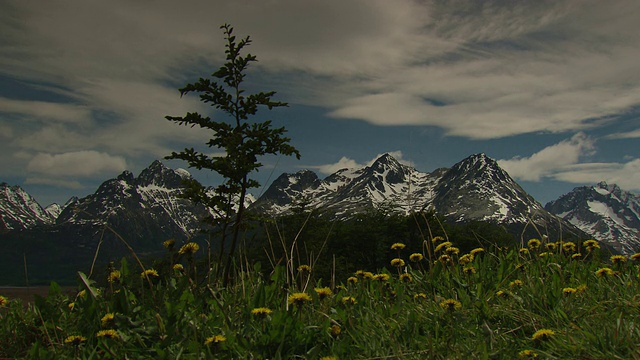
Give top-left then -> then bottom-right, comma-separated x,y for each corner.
0,183 -> 54,231
251,153 -> 584,241
546,182 -> 640,254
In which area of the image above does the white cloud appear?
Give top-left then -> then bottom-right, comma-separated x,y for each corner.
0,97 -> 91,123
498,133 -> 595,181
27,151 -> 128,178
606,127 -> 640,139
552,159 -> 640,191
25,177 -> 84,190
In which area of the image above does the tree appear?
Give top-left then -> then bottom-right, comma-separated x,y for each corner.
165,24 -> 300,286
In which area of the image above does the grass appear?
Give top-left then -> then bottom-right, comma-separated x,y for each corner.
1,237 -> 640,359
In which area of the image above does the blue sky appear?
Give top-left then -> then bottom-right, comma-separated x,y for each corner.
1,1 -> 640,207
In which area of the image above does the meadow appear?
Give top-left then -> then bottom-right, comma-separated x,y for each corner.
1,227 -> 639,359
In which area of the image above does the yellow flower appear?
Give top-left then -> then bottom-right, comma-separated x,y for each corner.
630,253 -> 640,261
576,284 -> 588,292
0,295 -> 7,307
610,255 -> 627,265
372,273 -> 390,282
531,329 -> 555,342
414,293 -> 428,301
571,253 -> 582,260
431,236 -> 445,243
162,239 -> 175,250
583,239 -> 600,251
297,264 -> 312,272
101,313 -> 115,327
96,329 -> 120,340
342,296 -> 357,305
251,307 -> 273,317
390,258 -> 405,267
288,292 -> 312,306
518,349 -> 538,358
68,302 -> 75,310
470,248 -> 485,255
539,252 -> 551,258
173,263 -> 184,272
438,254 -> 453,266
399,273 -> 413,282
141,269 -> 159,279
440,299 -> 462,311
562,287 -> 577,295
64,335 -> 87,346
204,334 -> 226,345
178,242 -> 199,255
463,266 -> 476,275
314,287 -> 333,300
509,280 -> 523,288
595,267 -> 615,277
77,290 -> 87,298
496,290 -> 509,298
107,270 -> 121,283
528,239 -> 541,250
347,276 -> 358,284
320,356 -> 338,360
562,242 -> 576,252
519,248 -> 530,255
546,243 -> 557,251
458,254 -> 474,265
445,246 -> 460,255
409,253 -> 424,262
390,242 -> 406,250
329,325 -> 341,337
434,241 -> 453,253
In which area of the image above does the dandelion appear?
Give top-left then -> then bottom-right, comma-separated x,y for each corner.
173,264 -> 184,272
496,290 -> 509,298
515,263 -> 526,271
390,242 -> 406,250
434,241 -> 453,253
64,335 -> 87,346
96,329 -> 120,340
577,284 -> 588,293
251,307 -> 273,317
531,329 -> 555,342
562,242 -> 577,252
528,239 -> 541,250
610,255 -> 627,265
595,267 -> 615,277
509,280 -> 523,288
68,302 -> 75,310
107,270 -> 121,284
432,236 -> 445,243
583,239 -> 600,251
390,258 -> 405,267
409,253 -> 424,262
178,242 -> 199,255
519,248 -> 530,255
518,349 -> 538,358
438,254 -> 453,266
347,276 -> 358,284
463,266 -> 477,275
546,243 -> 557,251
459,254 -> 474,265
445,246 -> 460,255
342,296 -> 357,305
162,239 -> 175,250
314,287 -> 333,300
77,290 -> 87,298
440,299 -> 462,311
297,264 -> 312,273
0,295 -> 7,307
101,313 -> 115,327
329,325 -> 341,337
539,252 -> 552,258
320,356 -> 338,360
204,334 -> 226,346
571,253 -> 582,260
562,287 -> 577,295
141,269 -> 159,279
373,273 -> 390,282
414,293 -> 428,301
631,253 -> 640,261
399,273 -> 413,282
288,292 -> 312,307
470,248 -> 485,255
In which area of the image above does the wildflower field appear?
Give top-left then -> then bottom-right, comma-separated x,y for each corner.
1,236 -> 640,359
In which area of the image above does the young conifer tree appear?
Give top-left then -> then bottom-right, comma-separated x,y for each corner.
165,24 -> 300,286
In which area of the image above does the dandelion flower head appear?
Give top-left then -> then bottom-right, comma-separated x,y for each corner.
179,242 -> 199,255
531,329 -> 555,342
390,242 -> 406,250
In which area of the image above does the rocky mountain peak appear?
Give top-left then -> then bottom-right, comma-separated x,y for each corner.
137,160 -> 188,188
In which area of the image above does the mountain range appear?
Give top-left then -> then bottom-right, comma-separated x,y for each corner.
1,153 -> 639,284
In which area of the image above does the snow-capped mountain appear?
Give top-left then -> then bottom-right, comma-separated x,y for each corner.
252,153 -> 580,240
545,182 -> 640,254
0,182 -> 55,231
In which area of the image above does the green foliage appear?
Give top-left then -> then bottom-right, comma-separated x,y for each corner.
165,24 -> 300,286
4,231 -> 639,358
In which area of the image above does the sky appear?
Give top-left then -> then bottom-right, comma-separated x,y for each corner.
1,0 -> 640,208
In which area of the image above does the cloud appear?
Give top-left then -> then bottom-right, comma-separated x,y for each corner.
26,151 -> 128,178
606,127 -> 640,139
0,97 -> 91,123
25,177 -> 84,190
552,159 -> 640,192
315,151 -> 413,174
498,133 -> 595,181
